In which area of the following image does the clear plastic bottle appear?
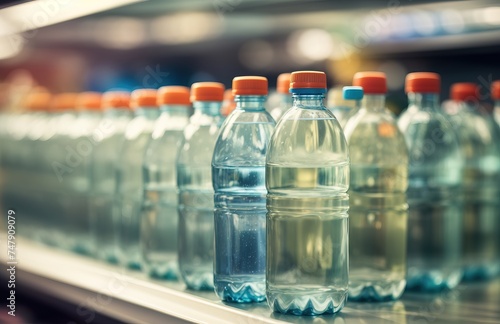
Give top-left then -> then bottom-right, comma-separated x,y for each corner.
344,74 -> 408,301
89,91 -> 132,262
212,76 -> 275,302
327,86 -> 357,128
45,93 -> 79,248
266,71 -> 349,315
177,82 -> 224,290
445,83 -> 500,281
64,92 -> 103,255
269,73 -> 292,121
141,86 -> 191,280
398,73 -> 464,291
494,81 -> 500,126
115,89 -> 160,269
18,90 -> 53,239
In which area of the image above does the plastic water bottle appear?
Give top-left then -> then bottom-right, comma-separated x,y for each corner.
64,92 -> 103,255
89,91 -> 132,262
212,76 -> 275,302
266,71 -> 349,315
445,83 -> 500,281
115,89 -> 160,269
268,73 -> 292,121
45,93 -> 79,248
141,86 -> 191,279
344,74 -> 408,301
494,81 -> 500,126
18,90 -> 53,239
327,87 -> 357,127
398,73 -> 464,291
177,82 -> 224,290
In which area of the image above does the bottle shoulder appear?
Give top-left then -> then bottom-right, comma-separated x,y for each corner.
267,106 -> 348,165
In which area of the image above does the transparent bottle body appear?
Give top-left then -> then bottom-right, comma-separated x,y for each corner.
62,110 -> 103,255
2,111 -> 41,239
141,106 -> 190,280
89,108 -> 132,262
398,93 -> 464,291
177,102 -> 221,290
114,108 -> 159,269
42,111 -> 79,248
445,101 -> 500,280
212,96 -> 275,302
266,94 -> 349,315
343,95 -> 408,301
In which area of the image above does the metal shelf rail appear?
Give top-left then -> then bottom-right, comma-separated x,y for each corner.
1,239 -> 499,323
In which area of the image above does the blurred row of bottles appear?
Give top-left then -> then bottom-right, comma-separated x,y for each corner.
0,71 -> 499,316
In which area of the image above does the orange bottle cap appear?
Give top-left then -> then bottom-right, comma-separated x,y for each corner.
190,82 -> 225,102
76,92 -> 102,110
405,72 -> 440,94
157,86 -> 191,106
491,81 -> 500,100
51,93 -> 78,111
131,89 -> 158,108
353,71 -> 387,94
277,73 -> 291,94
232,76 -> 268,96
289,71 -> 327,89
102,91 -> 130,109
450,83 -> 479,102
24,91 -> 52,112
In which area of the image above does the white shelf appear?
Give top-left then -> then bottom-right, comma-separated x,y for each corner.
1,239 -> 499,323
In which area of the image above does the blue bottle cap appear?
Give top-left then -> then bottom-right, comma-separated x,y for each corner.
343,86 -> 364,100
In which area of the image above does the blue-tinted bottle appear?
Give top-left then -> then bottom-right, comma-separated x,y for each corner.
141,86 -> 191,280
45,93 -> 79,248
65,92 -> 104,255
398,73 -> 464,291
89,91 -> 132,262
177,82 -> 224,290
344,75 -> 408,302
266,71 -> 349,315
212,76 -> 275,302
115,89 -> 160,269
445,83 -> 500,281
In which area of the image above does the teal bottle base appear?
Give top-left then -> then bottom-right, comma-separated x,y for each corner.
462,263 -> 499,282
267,291 -> 347,316
182,272 -> 214,291
406,270 -> 462,292
215,280 -> 266,303
148,262 -> 179,281
348,280 -> 405,302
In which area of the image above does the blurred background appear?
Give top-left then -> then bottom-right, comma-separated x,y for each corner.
0,0 -> 499,114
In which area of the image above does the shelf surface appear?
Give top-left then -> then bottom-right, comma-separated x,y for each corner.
1,239 -> 499,324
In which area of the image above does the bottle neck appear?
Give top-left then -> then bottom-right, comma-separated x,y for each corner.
292,94 -> 325,109
193,101 -> 221,117
361,94 -> 386,112
407,93 -> 440,110
105,107 -> 131,117
235,95 -> 266,111
135,107 -> 160,120
160,105 -> 191,117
